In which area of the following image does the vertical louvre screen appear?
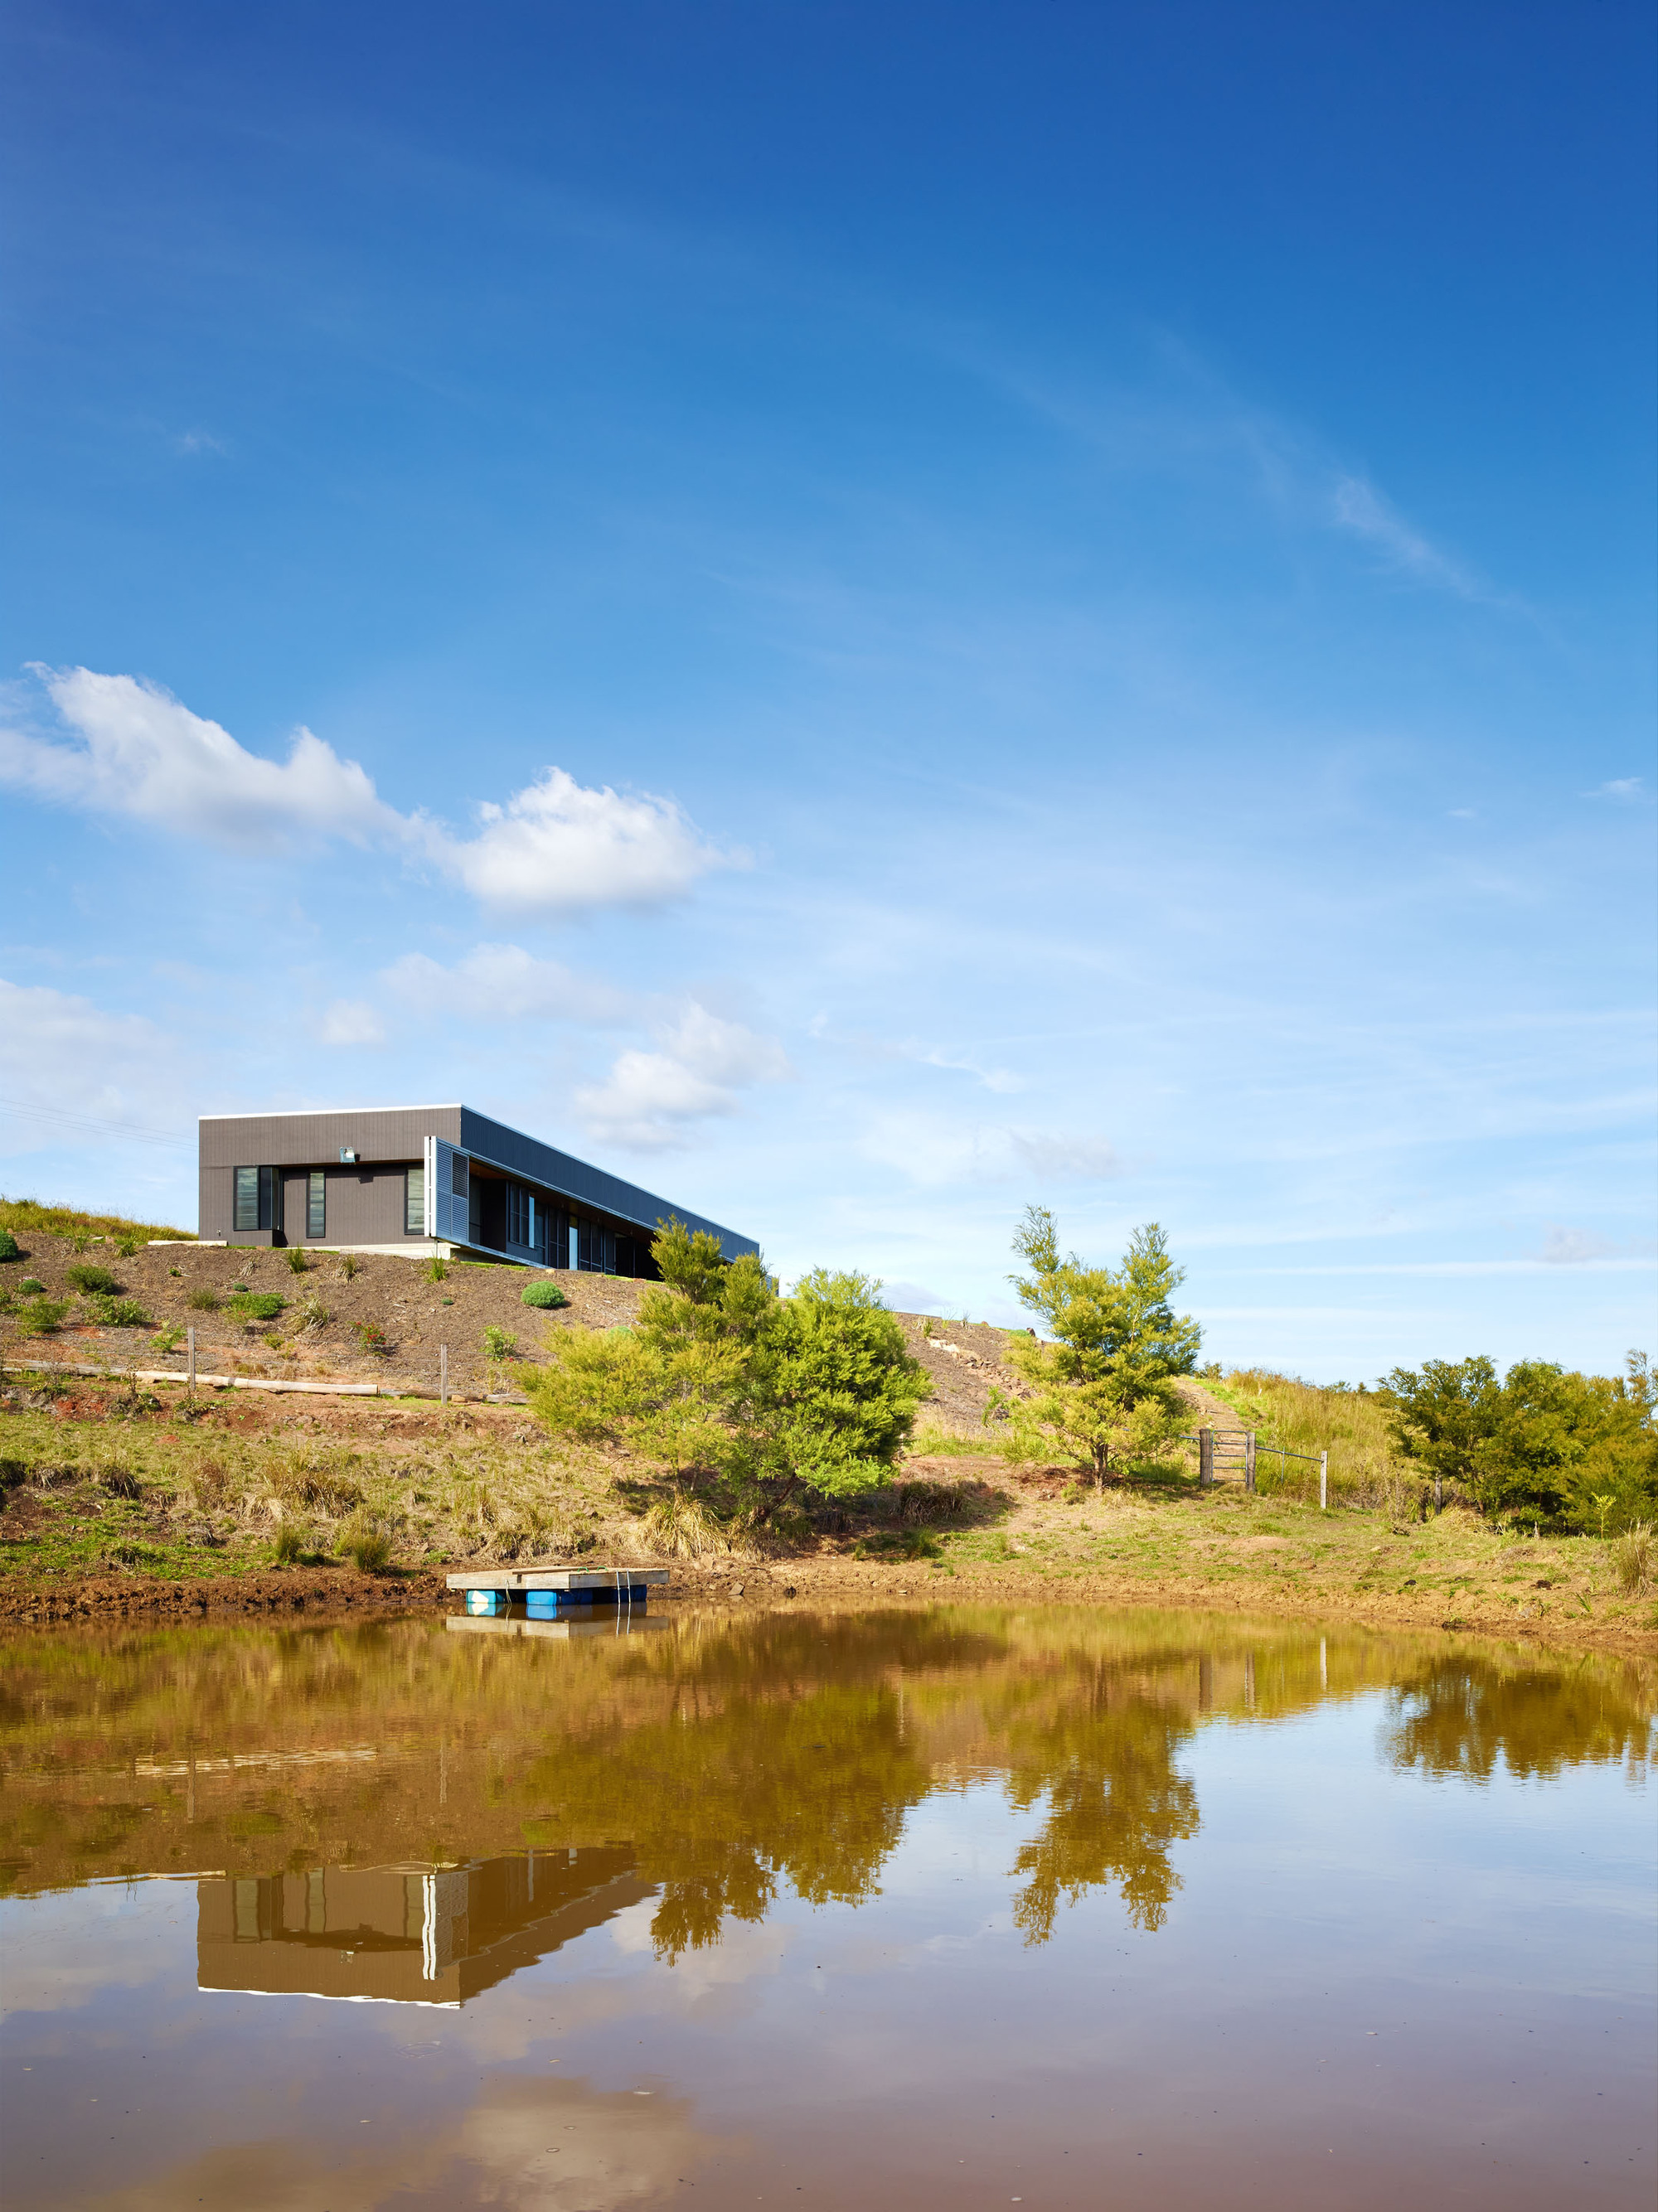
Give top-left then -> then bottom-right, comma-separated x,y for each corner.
233,1167 -> 259,1232
308,1171 -> 326,1240
432,1143 -> 468,1242
405,1166 -> 425,1236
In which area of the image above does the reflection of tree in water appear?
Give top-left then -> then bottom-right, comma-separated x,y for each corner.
520,1615 -> 979,1961
1002,1672 -> 1199,1939
1383,1657 -> 1656,1784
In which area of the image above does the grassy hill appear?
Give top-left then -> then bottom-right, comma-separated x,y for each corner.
0,1195 -> 193,1247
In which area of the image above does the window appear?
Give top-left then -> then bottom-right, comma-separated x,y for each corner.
405,1165 -> 425,1237
450,1150 -> 468,1199
234,1167 -> 259,1232
307,1171 -> 326,1241
506,1182 -> 532,1247
233,1166 -> 279,1233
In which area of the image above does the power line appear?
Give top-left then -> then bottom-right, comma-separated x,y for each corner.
0,1096 -> 187,1150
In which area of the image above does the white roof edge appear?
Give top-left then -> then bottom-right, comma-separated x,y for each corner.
199,1106 -> 465,1120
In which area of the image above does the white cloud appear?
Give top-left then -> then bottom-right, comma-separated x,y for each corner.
173,428 -> 230,456
1,667 -> 398,849
1329,475 -> 1481,598
0,978 -> 189,1154
575,1004 -> 792,1150
424,767 -> 734,914
384,944 -> 636,1026
0,667 -> 734,915
317,999 -> 386,1047
1537,1224 -> 1618,1266
1583,777 -> 1646,801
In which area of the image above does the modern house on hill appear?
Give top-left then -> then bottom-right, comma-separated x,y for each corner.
198,1104 -> 757,1276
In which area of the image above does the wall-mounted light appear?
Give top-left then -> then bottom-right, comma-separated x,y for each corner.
339,1148 -> 357,1164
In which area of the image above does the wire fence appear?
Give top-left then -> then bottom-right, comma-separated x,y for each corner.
1184,1426 -> 1331,1508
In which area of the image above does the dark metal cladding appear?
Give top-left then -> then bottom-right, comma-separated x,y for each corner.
196,1103 -> 758,1262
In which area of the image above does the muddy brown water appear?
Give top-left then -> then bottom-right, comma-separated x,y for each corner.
0,1605 -> 1652,2210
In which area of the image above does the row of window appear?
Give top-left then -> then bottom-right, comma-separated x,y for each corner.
231,1160 -> 655,1275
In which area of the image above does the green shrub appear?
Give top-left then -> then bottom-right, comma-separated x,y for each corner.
283,1246 -> 310,1275
338,1509 -> 393,1572
151,1324 -> 183,1354
354,1320 -> 390,1355
17,1297 -> 70,1334
339,1253 -> 361,1280
0,1228 -> 22,1261
482,1324 -> 517,1361
227,1291 -> 286,1322
65,1264 -> 119,1294
425,1255 -> 448,1283
187,1287 -> 220,1312
18,1277 -> 45,1295
93,1297 -> 152,1329
521,1280 -> 570,1309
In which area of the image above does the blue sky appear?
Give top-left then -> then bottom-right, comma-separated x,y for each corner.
2,0 -> 1652,1376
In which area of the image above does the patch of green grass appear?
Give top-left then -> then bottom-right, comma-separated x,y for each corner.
65,1264 -> 119,1295
226,1292 -> 286,1322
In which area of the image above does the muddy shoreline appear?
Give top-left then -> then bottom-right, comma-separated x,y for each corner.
4,1552 -> 1651,1653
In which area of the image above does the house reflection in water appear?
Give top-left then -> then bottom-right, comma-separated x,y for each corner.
197,1847 -> 650,2007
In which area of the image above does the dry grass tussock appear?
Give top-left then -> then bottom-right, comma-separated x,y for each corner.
1611,1522 -> 1653,1596
0,1196 -> 192,1247
0,1403 -> 628,1571
1219,1368 -> 1416,1512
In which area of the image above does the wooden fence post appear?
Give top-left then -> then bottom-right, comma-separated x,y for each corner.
187,1327 -> 196,1401
439,1344 -> 448,1407
1319,1450 -> 1329,1512
1244,1430 -> 1256,1493
1200,1427 -> 1214,1488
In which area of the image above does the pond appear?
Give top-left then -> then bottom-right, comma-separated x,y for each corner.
0,1605 -> 1652,2210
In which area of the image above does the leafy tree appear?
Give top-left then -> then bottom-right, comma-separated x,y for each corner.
744,1268 -> 932,1508
521,1223 -> 929,1517
1002,1209 -> 1201,1485
1382,1351 -> 1657,1528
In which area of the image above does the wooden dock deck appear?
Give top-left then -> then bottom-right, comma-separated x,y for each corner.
444,1567 -> 670,1593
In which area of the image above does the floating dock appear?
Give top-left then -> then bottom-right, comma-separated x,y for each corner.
446,1566 -> 668,1619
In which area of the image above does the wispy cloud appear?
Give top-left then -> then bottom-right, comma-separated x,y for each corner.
384,943 -> 637,1025
0,667 -> 737,915
1582,777 -> 1646,801
1328,474 -> 1483,598
1536,1224 -> 1619,1266
859,1108 -> 1121,1188
316,999 -> 386,1047
575,1004 -> 793,1150
172,428 -> 230,457
0,978 -> 191,1153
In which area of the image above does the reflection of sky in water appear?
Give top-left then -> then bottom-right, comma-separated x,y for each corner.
0,1611 -> 1651,2210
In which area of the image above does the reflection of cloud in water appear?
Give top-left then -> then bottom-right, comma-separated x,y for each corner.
0,1884 -> 181,2021
88,2073 -> 727,2212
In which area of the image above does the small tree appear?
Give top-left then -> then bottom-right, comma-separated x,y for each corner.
1003,1209 -> 1201,1486
743,1268 -> 932,1513
521,1223 -> 928,1519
